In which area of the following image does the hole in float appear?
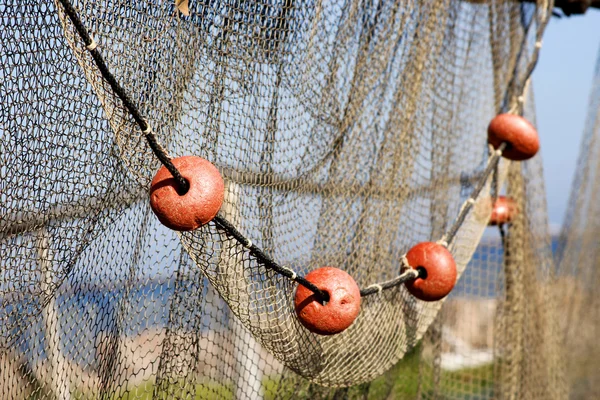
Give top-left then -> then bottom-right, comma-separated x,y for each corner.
317,290 -> 330,306
416,266 -> 428,279
175,178 -> 190,196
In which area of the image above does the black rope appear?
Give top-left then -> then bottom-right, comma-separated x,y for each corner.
499,223 -> 507,249
55,0 -> 523,304
213,216 -> 330,303
56,0 -> 189,194
217,211 -> 419,299
56,0 -> 336,302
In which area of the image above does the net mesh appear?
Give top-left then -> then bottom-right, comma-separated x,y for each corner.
0,0 -> 596,398
554,47 -> 600,400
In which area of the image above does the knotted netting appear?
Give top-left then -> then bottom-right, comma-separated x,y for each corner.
1,0 -> 595,398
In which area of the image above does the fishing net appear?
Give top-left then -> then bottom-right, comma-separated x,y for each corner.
0,0 -> 596,398
554,47 -> 600,400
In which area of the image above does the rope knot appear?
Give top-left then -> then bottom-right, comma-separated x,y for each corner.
85,39 -> 98,51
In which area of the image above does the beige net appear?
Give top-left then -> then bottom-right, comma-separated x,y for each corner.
0,0 -> 596,398
554,46 -> 600,400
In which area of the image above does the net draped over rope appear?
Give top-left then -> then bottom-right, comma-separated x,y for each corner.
1,0 -> 594,399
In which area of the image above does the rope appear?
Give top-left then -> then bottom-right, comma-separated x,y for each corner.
55,0 -> 330,301
56,0 -> 545,302
56,0 -> 189,194
213,216 -> 330,303
440,142 -> 506,246
359,269 -> 419,296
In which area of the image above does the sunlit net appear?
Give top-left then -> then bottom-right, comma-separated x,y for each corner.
1,0 -> 595,399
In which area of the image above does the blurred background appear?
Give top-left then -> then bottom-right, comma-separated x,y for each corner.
533,10 -> 600,230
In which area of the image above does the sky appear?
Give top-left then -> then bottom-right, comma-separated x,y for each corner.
532,10 -> 600,228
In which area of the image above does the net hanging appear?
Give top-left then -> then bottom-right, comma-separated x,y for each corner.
1,0 -> 598,399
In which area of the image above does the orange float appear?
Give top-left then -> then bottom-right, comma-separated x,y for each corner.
488,113 -> 540,161
150,156 -> 224,231
404,242 -> 457,302
489,196 -> 518,226
294,267 -> 361,335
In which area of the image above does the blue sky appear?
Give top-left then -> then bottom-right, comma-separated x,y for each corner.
533,10 -> 600,227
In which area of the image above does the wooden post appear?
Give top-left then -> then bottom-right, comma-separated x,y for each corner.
218,180 -> 264,400
36,227 -> 71,400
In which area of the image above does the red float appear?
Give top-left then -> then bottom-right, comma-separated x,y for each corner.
488,113 -> 540,161
489,196 -> 518,226
150,156 -> 224,231
404,242 -> 457,302
294,267 -> 361,335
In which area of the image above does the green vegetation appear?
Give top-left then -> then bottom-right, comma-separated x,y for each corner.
63,347 -> 494,399
71,380 -> 236,400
